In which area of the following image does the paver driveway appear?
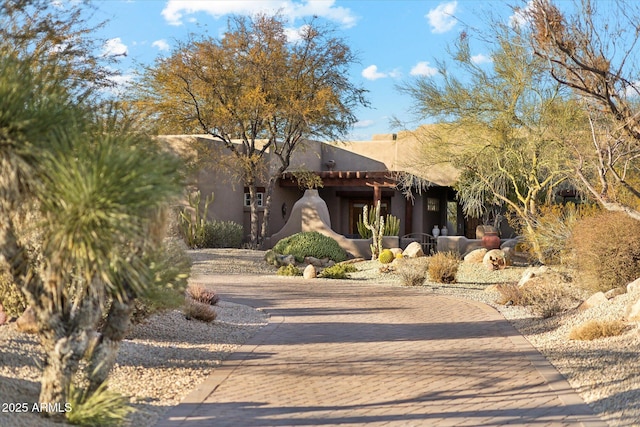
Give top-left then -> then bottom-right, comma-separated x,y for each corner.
156,272 -> 605,427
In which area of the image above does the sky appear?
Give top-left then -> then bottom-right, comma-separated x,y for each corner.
89,0 -> 527,140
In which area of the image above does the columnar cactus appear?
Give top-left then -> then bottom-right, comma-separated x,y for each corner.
363,200 -> 385,260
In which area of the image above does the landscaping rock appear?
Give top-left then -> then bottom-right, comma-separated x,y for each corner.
627,277 -> 640,294
304,256 -> 324,267
390,248 -> 403,257
517,266 -> 551,287
579,292 -> 608,311
605,287 -> 627,299
303,264 -> 316,279
625,296 -> 640,321
16,306 -> 38,334
403,242 -> 424,258
482,249 -> 507,270
276,254 -> 296,266
463,248 -> 487,263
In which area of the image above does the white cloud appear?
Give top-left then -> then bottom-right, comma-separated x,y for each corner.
161,0 -> 358,28
471,53 -> 491,65
103,37 -> 128,57
353,119 -> 375,128
426,1 -> 458,34
362,65 -> 388,81
410,61 -> 437,77
510,0 -> 534,28
152,39 -> 170,51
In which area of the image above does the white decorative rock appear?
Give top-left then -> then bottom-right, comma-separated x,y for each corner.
303,264 -> 316,279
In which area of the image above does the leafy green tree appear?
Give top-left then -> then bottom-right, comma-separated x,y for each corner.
0,0 -> 184,419
525,0 -> 640,221
397,24 -> 574,259
130,13 -> 368,247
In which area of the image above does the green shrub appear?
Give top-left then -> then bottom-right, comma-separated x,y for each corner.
133,239 -> 192,323
0,271 -> 27,317
66,382 -> 135,426
569,319 -> 627,341
396,257 -> 429,286
200,220 -> 243,248
428,252 -> 459,284
378,249 -> 394,264
570,211 -> 640,292
319,263 -> 357,279
276,264 -> 302,276
273,231 -> 348,263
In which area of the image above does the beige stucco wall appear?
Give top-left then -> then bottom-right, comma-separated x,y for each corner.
160,132 -> 461,244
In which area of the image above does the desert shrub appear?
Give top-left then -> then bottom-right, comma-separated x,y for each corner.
428,252 -> 459,284
183,298 -> 217,322
509,202 -> 598,264
495,279 -> 580,318
273,231 -> 347,263
200,220 -> 243,248
66,382 -> 134,426
186,283 -> 220,305
276,264 -> 302,276
378,249 -> 394,264
396,258 -> 429,286
132,239 -> 192,323
570,211 -> 640,292
319,263 -> 357,279
569,319 -> 627,341
0,271 -> 27,317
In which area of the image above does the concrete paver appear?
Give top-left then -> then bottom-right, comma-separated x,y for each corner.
155,274 -> 606,427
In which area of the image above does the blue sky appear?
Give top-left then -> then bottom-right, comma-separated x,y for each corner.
91,0 -> 525,139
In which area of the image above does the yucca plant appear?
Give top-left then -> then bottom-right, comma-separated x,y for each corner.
66,382 -> 135,426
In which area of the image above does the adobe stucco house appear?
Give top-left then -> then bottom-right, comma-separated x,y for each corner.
161,131 -> 475,248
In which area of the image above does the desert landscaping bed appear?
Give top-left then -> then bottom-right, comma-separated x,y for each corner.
1,248 -> 639,426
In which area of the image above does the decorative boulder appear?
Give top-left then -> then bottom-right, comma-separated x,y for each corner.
627,277 -> 640,294
578,292 -> 608,311
276,254 -> 296,266
16,306 -> 38,334
304,256 -> 324,267
464,248 -> 487,264
626,296 -> 640,321
482,249 -> 507,270
390,248 -> 404,257
303,264 -> 316,279
403,242 -> 424,258
517,266 -> 552,287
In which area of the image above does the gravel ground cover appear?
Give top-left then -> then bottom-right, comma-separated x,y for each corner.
1,248 -> 639,426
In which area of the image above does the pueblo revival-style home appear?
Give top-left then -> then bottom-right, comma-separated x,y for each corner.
162,130 -> 481,251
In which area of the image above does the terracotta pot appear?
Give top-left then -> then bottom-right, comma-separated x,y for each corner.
482,231 -> 501,250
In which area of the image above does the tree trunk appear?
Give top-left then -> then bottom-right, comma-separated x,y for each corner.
86,297 -> 134,395
248,183 -> 259,249
259,175 -> 279,247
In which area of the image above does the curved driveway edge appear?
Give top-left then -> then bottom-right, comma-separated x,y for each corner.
156,274 -> 607,427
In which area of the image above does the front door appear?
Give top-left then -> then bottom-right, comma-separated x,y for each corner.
349,199 -> 389,237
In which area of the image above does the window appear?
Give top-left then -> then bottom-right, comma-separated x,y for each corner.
244,192 -> 264,207
426,197 -> 439,212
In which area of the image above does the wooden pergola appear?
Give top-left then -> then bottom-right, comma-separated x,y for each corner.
279,170 -> 415,234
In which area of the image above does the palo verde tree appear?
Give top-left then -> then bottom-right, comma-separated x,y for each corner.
397,24 -> 576,260
525,0 -> 640,221
130,13 -> 368,247
1,0 -> 184,421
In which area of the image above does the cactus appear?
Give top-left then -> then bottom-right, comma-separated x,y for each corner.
179,190 -> 214,248
378,249 -> 395,264
384,214 -> 400,236
363,201 -> 385,260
